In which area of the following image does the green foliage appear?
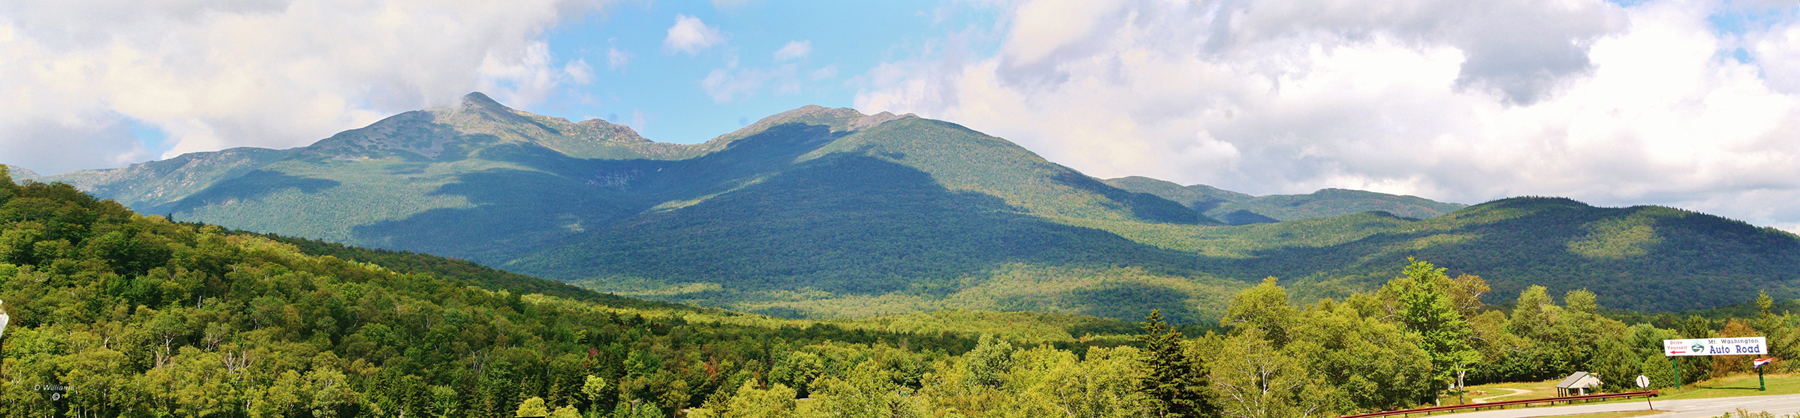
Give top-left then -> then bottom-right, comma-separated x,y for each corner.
1641,353 -> 1680,389
1210,328 -> 1346,418
1590,336 -> 1639,392
508,153 -> 1222,322
710,379 -> 797,418
771,351 -> 825,398
2,176 -> 1792,418
0,173 -> 1150,418
1224,277 -> 1294,346
517,397 -> 550,417
608,400 -> 662,418
1286,300 -> 1433,411
994,345 -> 1147,418
810,360 -> 931,418
963,334 -> 1013,389
1386,258 -> 1479,388
1138,310 -> 1217,417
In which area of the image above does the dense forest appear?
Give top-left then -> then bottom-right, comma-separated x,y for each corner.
4,168 -> 1799,418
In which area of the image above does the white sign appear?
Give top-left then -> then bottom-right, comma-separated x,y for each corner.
1636,375 -> 1650,388
1664,337 -> 1767,357
0,299 -> 10,339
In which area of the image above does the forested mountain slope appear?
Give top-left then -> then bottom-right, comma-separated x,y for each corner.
19,169 -> 1777,418
35,93 -> 1235,321
0,167 -> 1164,417
1156,198 -> 1798,312
1273,198 -> 1800,311
24,93 -> 1800,321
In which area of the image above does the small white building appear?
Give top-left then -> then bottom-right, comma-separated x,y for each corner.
1556,371 -> 1604,396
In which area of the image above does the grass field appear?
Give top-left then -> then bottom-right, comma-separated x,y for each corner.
1440,379 -> 1561,405
1652,373 -> 1800,401
1428,372 -> 1800,415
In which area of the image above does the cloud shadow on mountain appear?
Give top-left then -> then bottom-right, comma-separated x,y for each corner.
157,170 -> 340,214
347,122 -> 854,264
505,153 -> 1214,301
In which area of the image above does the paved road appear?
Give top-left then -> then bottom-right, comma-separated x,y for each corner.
1448,393 -> 1800,417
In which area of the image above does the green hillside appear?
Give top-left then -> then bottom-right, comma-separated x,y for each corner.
25,93 -> 1800,322
506,113 -> 1234,322
37,93 -> 701,265
24,168 -> 1784,418
1150,198 -> 1797,312
0,167 -> 1162,417
37,94 -> 1237,322
1273,198 -> 1800,311
1105,176 -> 1467,224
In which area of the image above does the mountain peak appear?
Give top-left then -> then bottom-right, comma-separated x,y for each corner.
749,105 -> 919,132
432,91 -> 516,118
306,92 -> 674,159
461,91 -> 503,107
703,105 -> 917,148
464,90 -> 500,103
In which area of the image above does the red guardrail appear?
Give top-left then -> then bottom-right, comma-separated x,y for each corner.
1337,390 -> 1659,418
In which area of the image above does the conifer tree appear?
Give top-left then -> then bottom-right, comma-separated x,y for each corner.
1138,309 -> 1217,418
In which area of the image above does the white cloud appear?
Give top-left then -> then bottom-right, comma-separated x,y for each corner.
664,14 -> 724,55
608,46 -> 631,70
701,40 -> 830,103
564,59 -> 594,84
774,40 -> 812,61
701,64 -> 801,103
856,0 -> 1800,228
0,0 -> 607,174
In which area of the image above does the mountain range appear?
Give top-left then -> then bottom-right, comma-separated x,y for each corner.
15,92 -> 1798,321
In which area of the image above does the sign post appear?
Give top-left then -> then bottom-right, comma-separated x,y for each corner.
1636,375 -> 1653,410
1754,358 -> 1775,391
1664,337 -> 1769,391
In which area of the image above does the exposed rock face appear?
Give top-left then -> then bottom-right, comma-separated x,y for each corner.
311,92 -> 663,160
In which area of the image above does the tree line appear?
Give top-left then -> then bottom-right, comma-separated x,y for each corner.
2,166 -> 1794,418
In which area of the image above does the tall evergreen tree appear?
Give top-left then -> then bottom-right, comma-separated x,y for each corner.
1138,309 -> 1218,418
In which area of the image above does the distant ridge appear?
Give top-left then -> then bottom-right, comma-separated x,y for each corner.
1104,176 -> 1466,224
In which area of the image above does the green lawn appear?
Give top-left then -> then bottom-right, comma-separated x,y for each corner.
1431,373 -> 1800,415
1651,373 -> 1800,401
1442,378 -> 1562,405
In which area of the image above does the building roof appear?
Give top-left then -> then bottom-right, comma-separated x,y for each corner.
1556,371 -> 1602,389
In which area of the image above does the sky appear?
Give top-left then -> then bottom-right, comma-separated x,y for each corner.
3,0 -> 1800,232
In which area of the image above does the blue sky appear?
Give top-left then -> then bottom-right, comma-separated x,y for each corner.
525,1 -> 1000,144
4,0 -> 1800,232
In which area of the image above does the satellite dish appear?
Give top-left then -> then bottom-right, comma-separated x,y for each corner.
1636,375 -> 1651,389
